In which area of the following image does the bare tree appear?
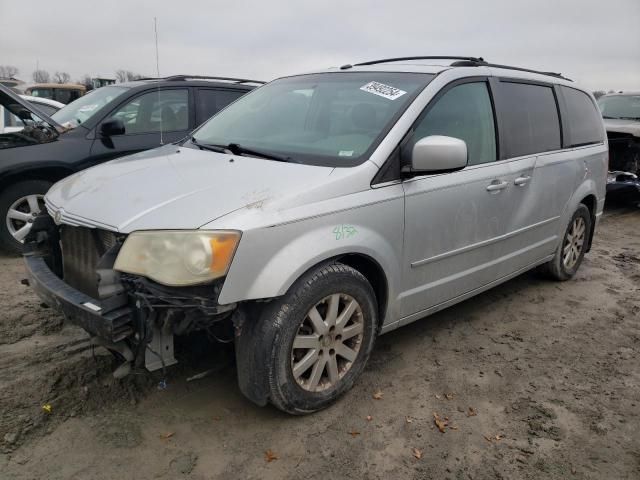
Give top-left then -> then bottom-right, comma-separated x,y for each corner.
32,70 -> 50,83
115,69 -> 143,82
53,71 -> 71,84
0,65 -> 19,79
78,74 -> 94,91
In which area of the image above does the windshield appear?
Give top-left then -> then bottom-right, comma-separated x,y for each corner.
598,95 -> 640,120
191,72 -> 433,166
52,86 -> 128,128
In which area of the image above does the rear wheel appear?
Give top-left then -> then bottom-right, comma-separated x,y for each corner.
0,180 -> 52,254
540,204 -> 591,281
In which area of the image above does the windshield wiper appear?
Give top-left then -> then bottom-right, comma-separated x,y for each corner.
602,115 -> 619,119
226,143 -> 291,163
619,116 -> 640,121
190,137 -> 227,153
189,138 -> 291,162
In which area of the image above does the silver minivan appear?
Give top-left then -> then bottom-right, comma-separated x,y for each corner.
23,57 -> 607,413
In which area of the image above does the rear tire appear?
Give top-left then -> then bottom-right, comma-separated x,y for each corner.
0,180 -> 52,254
539,204 -> 591,281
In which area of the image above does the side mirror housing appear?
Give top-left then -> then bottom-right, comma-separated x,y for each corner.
408,135 -> 468,174
100,117 -> 125,137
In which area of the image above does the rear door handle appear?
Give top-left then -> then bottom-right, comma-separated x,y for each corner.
486,180 -> 509,192
514,175 -> 531,186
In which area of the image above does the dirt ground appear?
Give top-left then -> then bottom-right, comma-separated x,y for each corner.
1,205 -> 639,480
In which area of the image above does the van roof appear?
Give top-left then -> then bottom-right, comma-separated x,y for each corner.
314,56 -> 577,87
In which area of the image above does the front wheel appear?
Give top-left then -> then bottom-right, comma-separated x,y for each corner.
239,263 -> 378,414
539,204 -> 592,281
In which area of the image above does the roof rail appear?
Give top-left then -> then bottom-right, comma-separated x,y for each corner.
138,75 -> 266,85
343,56 -> 485,69
341,56 -> 572,82
478,63 -> 572,82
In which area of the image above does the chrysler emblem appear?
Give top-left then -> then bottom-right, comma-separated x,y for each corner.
53,209 -> 63,225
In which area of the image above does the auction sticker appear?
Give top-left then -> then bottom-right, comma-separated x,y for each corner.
360,81 -> 407,100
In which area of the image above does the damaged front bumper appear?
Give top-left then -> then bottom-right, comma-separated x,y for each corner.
606,171 -> 640,202
23,214 -> 237,376
24,255 -> 134,342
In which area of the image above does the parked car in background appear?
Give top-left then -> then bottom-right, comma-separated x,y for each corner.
0,76 -> 263,252
24,83 -> 87,104
0,78 -> 24,92
1,95 -> 64,133
23,57 -> 607,414
598,92 -> 640,203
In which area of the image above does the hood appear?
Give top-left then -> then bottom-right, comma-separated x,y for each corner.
0,83 -> 62,131
603,118 -> 640,137
45,145 -> 335,232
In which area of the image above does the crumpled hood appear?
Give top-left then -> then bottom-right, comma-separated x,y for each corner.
46,145 -> 334,232
603,118 -> 640,137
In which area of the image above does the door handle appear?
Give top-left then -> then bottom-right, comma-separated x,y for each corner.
514,175 -> 531,186
486,180 -> 509,192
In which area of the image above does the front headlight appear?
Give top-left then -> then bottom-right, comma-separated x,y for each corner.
114,230 -> 241,286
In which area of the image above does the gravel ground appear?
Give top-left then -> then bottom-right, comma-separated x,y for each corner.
1,205 -> 639,480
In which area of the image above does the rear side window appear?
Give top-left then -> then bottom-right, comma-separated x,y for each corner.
498,82 -> 561,157
561,87 -> 604,147
197,89 -> 245,123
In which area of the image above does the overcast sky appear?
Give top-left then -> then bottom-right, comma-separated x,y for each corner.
1,0 -> 639,91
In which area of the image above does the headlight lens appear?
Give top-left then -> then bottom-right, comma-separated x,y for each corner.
114,230 -> 241,286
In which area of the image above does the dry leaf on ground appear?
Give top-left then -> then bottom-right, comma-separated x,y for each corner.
159,432 -> 174,440
372,391 -> 384,400
412,448 -> 423,459
405,416 -> 413,423
445,393 -> 455,400
467,407 -> 477,417
348,431 -> 360,437
433,412 -> 449,433
366,415 -> 373,421
265,450 -> 278,462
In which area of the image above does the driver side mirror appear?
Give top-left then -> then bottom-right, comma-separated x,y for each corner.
409,135 -> 468,174
100,117 -> 125,137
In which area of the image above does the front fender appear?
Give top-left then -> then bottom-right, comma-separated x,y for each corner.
218,197 -> 404,324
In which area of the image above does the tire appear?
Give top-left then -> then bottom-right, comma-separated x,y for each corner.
539,204 -> 592,281
0,180 -> 52,254
239,262 -> 378,415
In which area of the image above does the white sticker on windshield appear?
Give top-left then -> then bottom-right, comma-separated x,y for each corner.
339,150 -> 354,157
360,81 -> 407,100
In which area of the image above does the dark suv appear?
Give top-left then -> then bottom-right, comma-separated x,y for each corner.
0,76 -> 263,252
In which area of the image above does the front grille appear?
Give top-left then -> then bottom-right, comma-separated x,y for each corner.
60,226 -> 118,298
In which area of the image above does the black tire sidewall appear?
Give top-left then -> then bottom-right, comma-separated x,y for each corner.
554,204 -> 592,279
0,180 -> 52,254
268,264 -> 377,414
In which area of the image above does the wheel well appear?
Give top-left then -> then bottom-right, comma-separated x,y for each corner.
579,194 -> 597,251
0,167 -> 75,192
338,253 -> 389,329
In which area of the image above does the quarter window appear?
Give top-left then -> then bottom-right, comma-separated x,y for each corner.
111,89 -> 189,135
410,82 -> 496,166
498,82 -> 561,157
197,89 -> 245,123
561,87 -> 604,147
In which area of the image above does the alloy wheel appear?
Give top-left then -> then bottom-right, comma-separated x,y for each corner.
5,194 -> 45,243
291,293 -> 364,392
562,216 -> 586,269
